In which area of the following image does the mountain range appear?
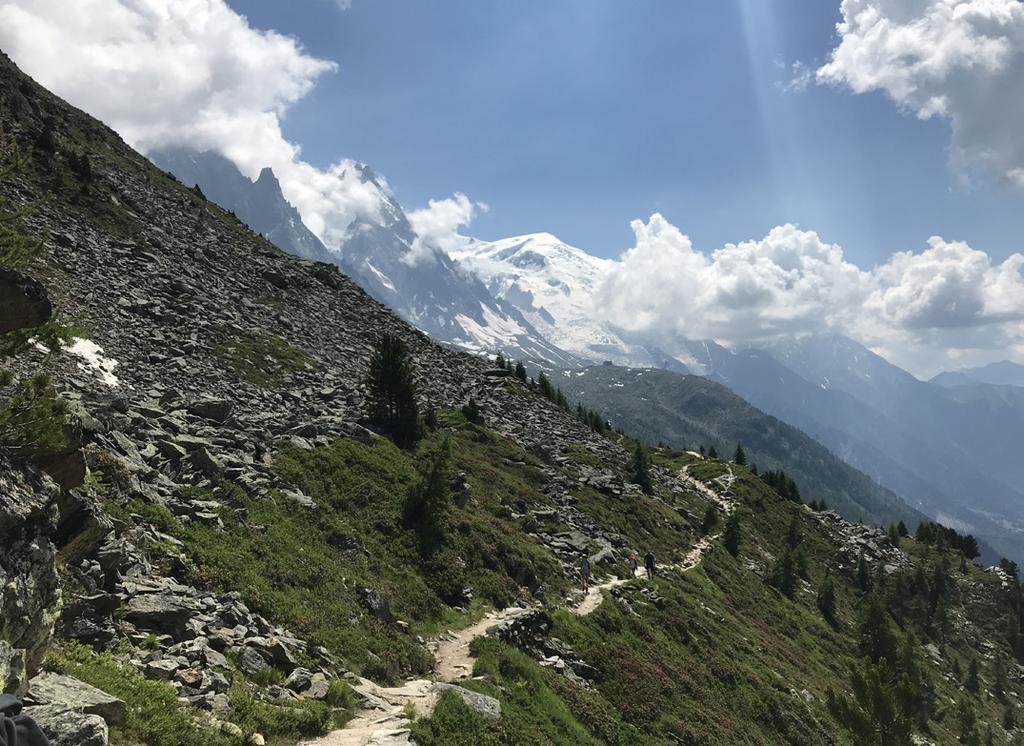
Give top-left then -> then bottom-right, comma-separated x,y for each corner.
4,45 -> 1024,746
151,150 -> 1024,563
150,149 -> 580,369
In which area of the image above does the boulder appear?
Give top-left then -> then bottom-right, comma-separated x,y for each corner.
124,593 -> 200,637
188,398 -> 234,424
236,646 -> 270,677
24,704 -> 108,746
27,672 -> 126,725
431,683 -> 501,722
357,588 -> 393,624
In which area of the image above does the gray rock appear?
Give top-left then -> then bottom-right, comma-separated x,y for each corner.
432,683 -> 501,722
124,593 -> 200,636
188,398 -> 234,423
189,448 -> 223,479
27,672 -> 127,725
24,704 -> 108,746
237,646 -> 270,677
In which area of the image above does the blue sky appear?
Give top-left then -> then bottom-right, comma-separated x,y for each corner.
3,0 -> 1023,374
227,0 -> 1022,265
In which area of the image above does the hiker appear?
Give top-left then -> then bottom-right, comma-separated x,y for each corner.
0,695 -> 50,746
644,550 -> 656,580
580,555 -> 592,592
627,551 -> 639,577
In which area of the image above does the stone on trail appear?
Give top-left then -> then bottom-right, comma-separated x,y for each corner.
431,682 -> 501,722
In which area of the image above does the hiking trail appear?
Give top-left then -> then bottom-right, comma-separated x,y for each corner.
302,467 -> 733,745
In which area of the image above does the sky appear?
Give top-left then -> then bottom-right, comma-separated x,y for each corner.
1,0 -> 1023,377
228,0 -> 1021,267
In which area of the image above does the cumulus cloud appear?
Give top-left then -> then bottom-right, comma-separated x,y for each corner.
406,193 -> 486,265
596,214 -> 1024,376
0,0 -> 400,248
817,0 -> 1024,186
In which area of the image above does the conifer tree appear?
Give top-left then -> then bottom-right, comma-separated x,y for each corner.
733,443 -> 747,466
366,333 -> 420,447
629,443 -> 653,494
702,504 -> 719,536
514,361 -> 527,381
460,397 -> 482,424
495,352 -> 505,369
818,573 -> 837,624
403,438 -> 451,555
857,552 -> 873,593
964,656 -> 980,693
707,445 -> 719,459
724,512 -> 741,557
827,660 -> 916,746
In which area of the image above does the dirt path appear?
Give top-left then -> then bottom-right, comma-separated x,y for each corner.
305,469 -> 733,745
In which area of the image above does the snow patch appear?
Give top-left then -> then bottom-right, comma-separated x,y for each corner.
67,338 -> 121,387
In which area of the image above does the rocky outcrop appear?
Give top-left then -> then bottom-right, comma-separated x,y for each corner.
0,457 -> 61,680
25,672 -> 126,725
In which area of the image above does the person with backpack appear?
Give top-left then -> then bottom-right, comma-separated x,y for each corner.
644,550 -> 656,581
580,555 -> 592,593
0,695 -> 50,746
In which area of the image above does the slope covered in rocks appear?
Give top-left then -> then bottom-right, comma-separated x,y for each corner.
2,49 -> 1023,746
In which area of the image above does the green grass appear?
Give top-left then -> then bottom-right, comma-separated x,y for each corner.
46,642 -> 234,746
141,421 -> 572,683
211,328 -> 313,386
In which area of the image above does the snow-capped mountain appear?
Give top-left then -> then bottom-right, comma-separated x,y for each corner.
332,171 -> 581,367
453,233 -> 686,370
151,149 -> 579,367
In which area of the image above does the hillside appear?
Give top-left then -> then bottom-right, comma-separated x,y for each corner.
1,48 -> 1023,746
564,365 -> 929,533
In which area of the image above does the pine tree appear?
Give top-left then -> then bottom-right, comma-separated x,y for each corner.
817,574 -> 837,624
537,371 -> 555,400
897,520 -> 909,538
403,438 -> 451,556
701,504 -> 719,536
707,445 -> 719,459
888,523 -> 901,546
366,333 -> 420,447
514,361 -> 527,381
964,656 -> 980,693
629,443 -> 653,495
495,352 -> 505,369
827,660 -> 916,746
857,552 -> 873,593
724,512 -> 741,557
733,443 -> 747,466
770,548 -> 798,598
461,397 -> 482,424
993,652 -> 1007,701
958,697 -> 980,745
1,130 -> 71,462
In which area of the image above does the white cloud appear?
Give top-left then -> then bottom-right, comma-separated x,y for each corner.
817,0 -> 1024,186
0,0 -> 394,249
406,193 -> 486,265
596,214 -> 1024,376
